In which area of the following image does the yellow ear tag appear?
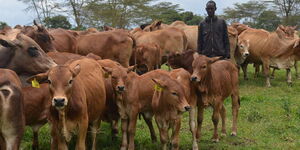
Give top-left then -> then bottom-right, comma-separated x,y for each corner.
154,84 -> 163,92
31,78 -> 40,88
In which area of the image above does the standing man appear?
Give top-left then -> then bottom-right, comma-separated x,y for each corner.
197,0 -> 230,59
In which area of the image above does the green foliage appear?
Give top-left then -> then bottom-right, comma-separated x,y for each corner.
43,15 -> 72,29
256,10 -> 281,31
0,21 -> 8,30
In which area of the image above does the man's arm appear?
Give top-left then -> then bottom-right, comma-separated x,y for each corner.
223,20 -> 230,59
197,23 -> 203,54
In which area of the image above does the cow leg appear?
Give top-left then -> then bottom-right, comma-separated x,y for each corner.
220,104 -> 227,137
295,61 -> 299,79
142,113 -> 157,142
196,103 -> 205,141
91,120 -> 101,150
50,124 -> 59,150
231,94 -> 240,136
120,119 -> 129,150
32,125 -> 42,150
189,107 -> 198,150
76,118 -> 88,150
3,136 -> 21,150
286,68 -> 292,86
111,119 -> 119,140
263,62 -> 271,87
271,68 -> 276,79
128,111 -> 138,150
254,64 -> 260,78
171,118 -> 181,150
157,119 -> 168,150
241,63 -> 248,80
212,102 -> 222,142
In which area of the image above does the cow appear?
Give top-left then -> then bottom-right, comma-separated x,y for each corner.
21,20 -> 56,52
168,49 -> 196,73
97,59 -> 135,139
169,69 -> 198,150
0,33 -> 56,76
238,26 -> 300,86
49,28 -> 79,53
76,30 -> 135,67
191,54 -> 240,142
0,69 -> 25,150
130,43 -> 162,74
47,51 -> 83,65
27,58 -> 106,150
131,22 -> 188,58
118,69 -> 190,150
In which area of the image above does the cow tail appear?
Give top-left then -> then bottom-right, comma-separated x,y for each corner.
238,96 -> 241,107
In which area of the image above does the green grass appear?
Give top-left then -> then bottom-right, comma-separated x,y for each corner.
20,64 -> 300,149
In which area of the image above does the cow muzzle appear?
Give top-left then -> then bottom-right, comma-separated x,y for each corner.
243,52 -> 249,58
53,97 -> 67,109
117,86 -> 125,92
190,76 -> 199,82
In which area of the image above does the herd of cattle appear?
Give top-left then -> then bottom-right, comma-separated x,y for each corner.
0,19 -> 299,150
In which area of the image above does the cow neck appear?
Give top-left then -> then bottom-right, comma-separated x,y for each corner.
0,47 -> 15,69
152,91 -> 176,115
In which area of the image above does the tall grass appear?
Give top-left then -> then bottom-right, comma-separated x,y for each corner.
20,64 -> 300,149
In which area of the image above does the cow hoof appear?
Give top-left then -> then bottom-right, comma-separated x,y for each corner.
244,77 -> 249,81
231,132 -> 237,136
192,144 -> 199,150
270,76 -> 275,79
287,82 -> 292,87
212,138 -> 219,143
120,146 -> 127,150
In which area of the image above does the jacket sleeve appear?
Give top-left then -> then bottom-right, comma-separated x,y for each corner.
197,23 -> 203,54
223,20 -> 230,59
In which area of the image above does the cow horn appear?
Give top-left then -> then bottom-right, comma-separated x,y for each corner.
33,20 -> 43,31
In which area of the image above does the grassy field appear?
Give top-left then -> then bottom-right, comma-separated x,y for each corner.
20,65 -> 300,150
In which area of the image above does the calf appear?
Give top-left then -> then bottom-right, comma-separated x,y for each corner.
0,69 -> 25,150
191,54 -> 240,142
130,43 -> 162,74
119,69 -> 190,150
169,69 -> 198,150
28,58 -> 106,150
168,49 -> 196,73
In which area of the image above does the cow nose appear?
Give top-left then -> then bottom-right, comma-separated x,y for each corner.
54,98 -> 65,107
190,76 -> 197,82
244,53 -> 249,57
185,106 -> 191,111
117,86 -> 125,91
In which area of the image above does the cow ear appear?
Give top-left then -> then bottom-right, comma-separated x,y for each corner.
0,39 -> 16,48
102,67 -> 112,75
71,64 -> 81,77
152,78 -> 167,89
27,72 -> 48,84
127,65 -> 136,73
155,21 -> 162,27
293,25 -> 298,30
279,25 -> 285,30
193,52 -> 199,60
209,56 -> 221,64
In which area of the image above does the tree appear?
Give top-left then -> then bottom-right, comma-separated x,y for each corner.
256,10 -> 281,31
43,15 -> 72,29
272,0 -> 300,24
0,21 -> 8,30
180,11 -> 203,25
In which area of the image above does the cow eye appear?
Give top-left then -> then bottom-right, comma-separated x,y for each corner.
171,92 -> 178,96
112,76 -> 117,79
69,79 -> 73,84
46,79 -> 52,84
202,65 -> 206,69
240,45 -> 243,48
28,47 -> 39,57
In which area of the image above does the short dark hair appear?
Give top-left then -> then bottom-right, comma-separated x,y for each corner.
206,0 -> 216,8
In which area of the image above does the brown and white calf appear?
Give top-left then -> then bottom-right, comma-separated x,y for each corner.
0,69 -> 25,150
28,58 -> 106,150
191,54 -> 240,142
119,69 -> 190,150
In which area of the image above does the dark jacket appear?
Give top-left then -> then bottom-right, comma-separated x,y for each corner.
197,16 -> 230,59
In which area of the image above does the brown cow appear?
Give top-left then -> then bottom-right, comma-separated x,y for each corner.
130,43 -> 162,74
0,33 -> 56,76
28,58 -> 106,150
21,20 -> 56,52
169,69 -> 198,150
191,54 -> 240,142
239,26 -> 300,86
118,69 -> 190,150
168,49 -> 196,73
76,30 -> 135,67
49,28 -> 78,52
0,69 -> 25,150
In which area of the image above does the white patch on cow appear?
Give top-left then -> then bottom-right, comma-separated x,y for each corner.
0,85 -> 18,149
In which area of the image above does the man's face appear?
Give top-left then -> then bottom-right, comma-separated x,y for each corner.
206,3 -> 216,17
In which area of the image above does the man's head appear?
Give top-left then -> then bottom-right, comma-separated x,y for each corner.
206,0 -> 217,17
